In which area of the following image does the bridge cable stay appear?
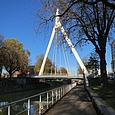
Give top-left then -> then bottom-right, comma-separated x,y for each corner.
62,42 -> 70,75
59,41 -> 62,75
56,31 -> 63,75
51,31 -> 59,75
54,32 -> 58,75
53,31 -> 69,76
51,40 -> 56,75
62,44 -> 68,73
63,42 -> 71,75
55,31 -> 70,76
58,32 -> 71,75
39,8 -> 89,86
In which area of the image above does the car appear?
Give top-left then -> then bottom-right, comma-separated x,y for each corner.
107,75 -> 114,80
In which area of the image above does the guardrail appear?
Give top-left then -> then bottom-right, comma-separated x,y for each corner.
0,83 -> 76,115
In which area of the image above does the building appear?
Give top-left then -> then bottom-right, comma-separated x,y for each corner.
13,65 -> 35,78
27,65 -> 35,76
111,40 -> 115,73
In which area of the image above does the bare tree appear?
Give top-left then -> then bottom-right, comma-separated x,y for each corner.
35,1 -> 115,86
83,0 -> 115,10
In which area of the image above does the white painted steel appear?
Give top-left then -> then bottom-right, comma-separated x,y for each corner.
33,75 -> 82,79
28,99 -> 30,115
52,90 -> 54,105
39,9 -> 89,86
56,90 -> 57,101
8,105 -> 10,115
47,92 -> 48,109
39,26 -> 56,76
39,95 -> 42,114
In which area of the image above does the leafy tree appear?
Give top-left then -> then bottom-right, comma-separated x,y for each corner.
58,67 -> 68,75
35,0 -> 115,86
0,34 -> 4,77
34,55 -> 56,75
1,38 -> 30,79
77,57 -> 88,74
19,49 -> 31,75
86,51 -> 100,76
77,51 -> 99,76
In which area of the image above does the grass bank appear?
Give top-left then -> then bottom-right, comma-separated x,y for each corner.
88,78 -> 115,110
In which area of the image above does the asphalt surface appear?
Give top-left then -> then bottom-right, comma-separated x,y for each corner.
44,85 -> 97,115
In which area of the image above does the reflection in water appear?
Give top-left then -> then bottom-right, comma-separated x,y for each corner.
0,102 -> 34,115
0,102 -> 8,107
23,103 -> 36,115
0,87 -> 51,115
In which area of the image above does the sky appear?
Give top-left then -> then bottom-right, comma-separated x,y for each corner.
0,0 -> 112,75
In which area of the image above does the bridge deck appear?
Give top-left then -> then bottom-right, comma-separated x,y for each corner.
33,75 -> 83,79
44,85 -> 97,115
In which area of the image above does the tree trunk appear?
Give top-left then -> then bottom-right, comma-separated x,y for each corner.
0,67 -> 2,78
99,49 -> 108,87
9,72 -> 12,80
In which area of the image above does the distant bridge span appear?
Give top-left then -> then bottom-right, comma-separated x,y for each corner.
31,75 -> 83,79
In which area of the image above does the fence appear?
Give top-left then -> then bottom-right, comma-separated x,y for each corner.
0,82 -> 76,115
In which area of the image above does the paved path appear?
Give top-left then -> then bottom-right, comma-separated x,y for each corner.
44,86 -> 97,115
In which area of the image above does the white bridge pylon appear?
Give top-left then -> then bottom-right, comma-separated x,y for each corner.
39,9 -> 89,85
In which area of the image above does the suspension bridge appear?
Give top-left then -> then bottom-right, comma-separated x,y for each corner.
33,9 -> 89,85
34,9 -> 89,86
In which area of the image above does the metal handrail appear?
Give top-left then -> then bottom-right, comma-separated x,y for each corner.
0,82 -> 76,115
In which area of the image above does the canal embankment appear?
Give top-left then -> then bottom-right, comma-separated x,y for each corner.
87,87 -> 115,115
0,78 -> 71,94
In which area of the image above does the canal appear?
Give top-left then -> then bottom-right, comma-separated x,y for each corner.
0,87 -> 53,105
0,87 -> 55,115
0,79 -> 70,115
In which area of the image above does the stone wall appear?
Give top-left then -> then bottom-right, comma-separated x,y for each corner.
87,87 -> 115,115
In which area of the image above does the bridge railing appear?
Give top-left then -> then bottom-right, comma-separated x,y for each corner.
0,83 -> 76,115
30,73 -> 71,76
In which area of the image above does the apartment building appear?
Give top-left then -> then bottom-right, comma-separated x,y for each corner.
111,40 -> 115,73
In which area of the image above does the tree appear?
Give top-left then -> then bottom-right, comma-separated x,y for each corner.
1,38 -> 30,79
0,34 -> 4,77
34,55 -> 56,75
77,51 -> 99,76
87,51 -> 100,76
58,67 -> 68,75
77,57 -> 88,74
83,0 -> 115,10
19,49 -> 31,75
36,0 -> 115,86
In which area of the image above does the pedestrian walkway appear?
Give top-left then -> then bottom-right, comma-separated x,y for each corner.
44,85 -> 97,115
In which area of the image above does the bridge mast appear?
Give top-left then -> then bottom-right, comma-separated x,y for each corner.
39,9 -> 89,86
39,10 -> 58,76
55,9 -> 89,76
55,9 -> 89,86
39,24 -> 56,76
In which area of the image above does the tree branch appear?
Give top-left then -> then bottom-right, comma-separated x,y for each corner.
84,0 -> 115,10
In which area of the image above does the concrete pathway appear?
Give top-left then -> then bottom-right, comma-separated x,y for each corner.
44,85 -> 97,115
